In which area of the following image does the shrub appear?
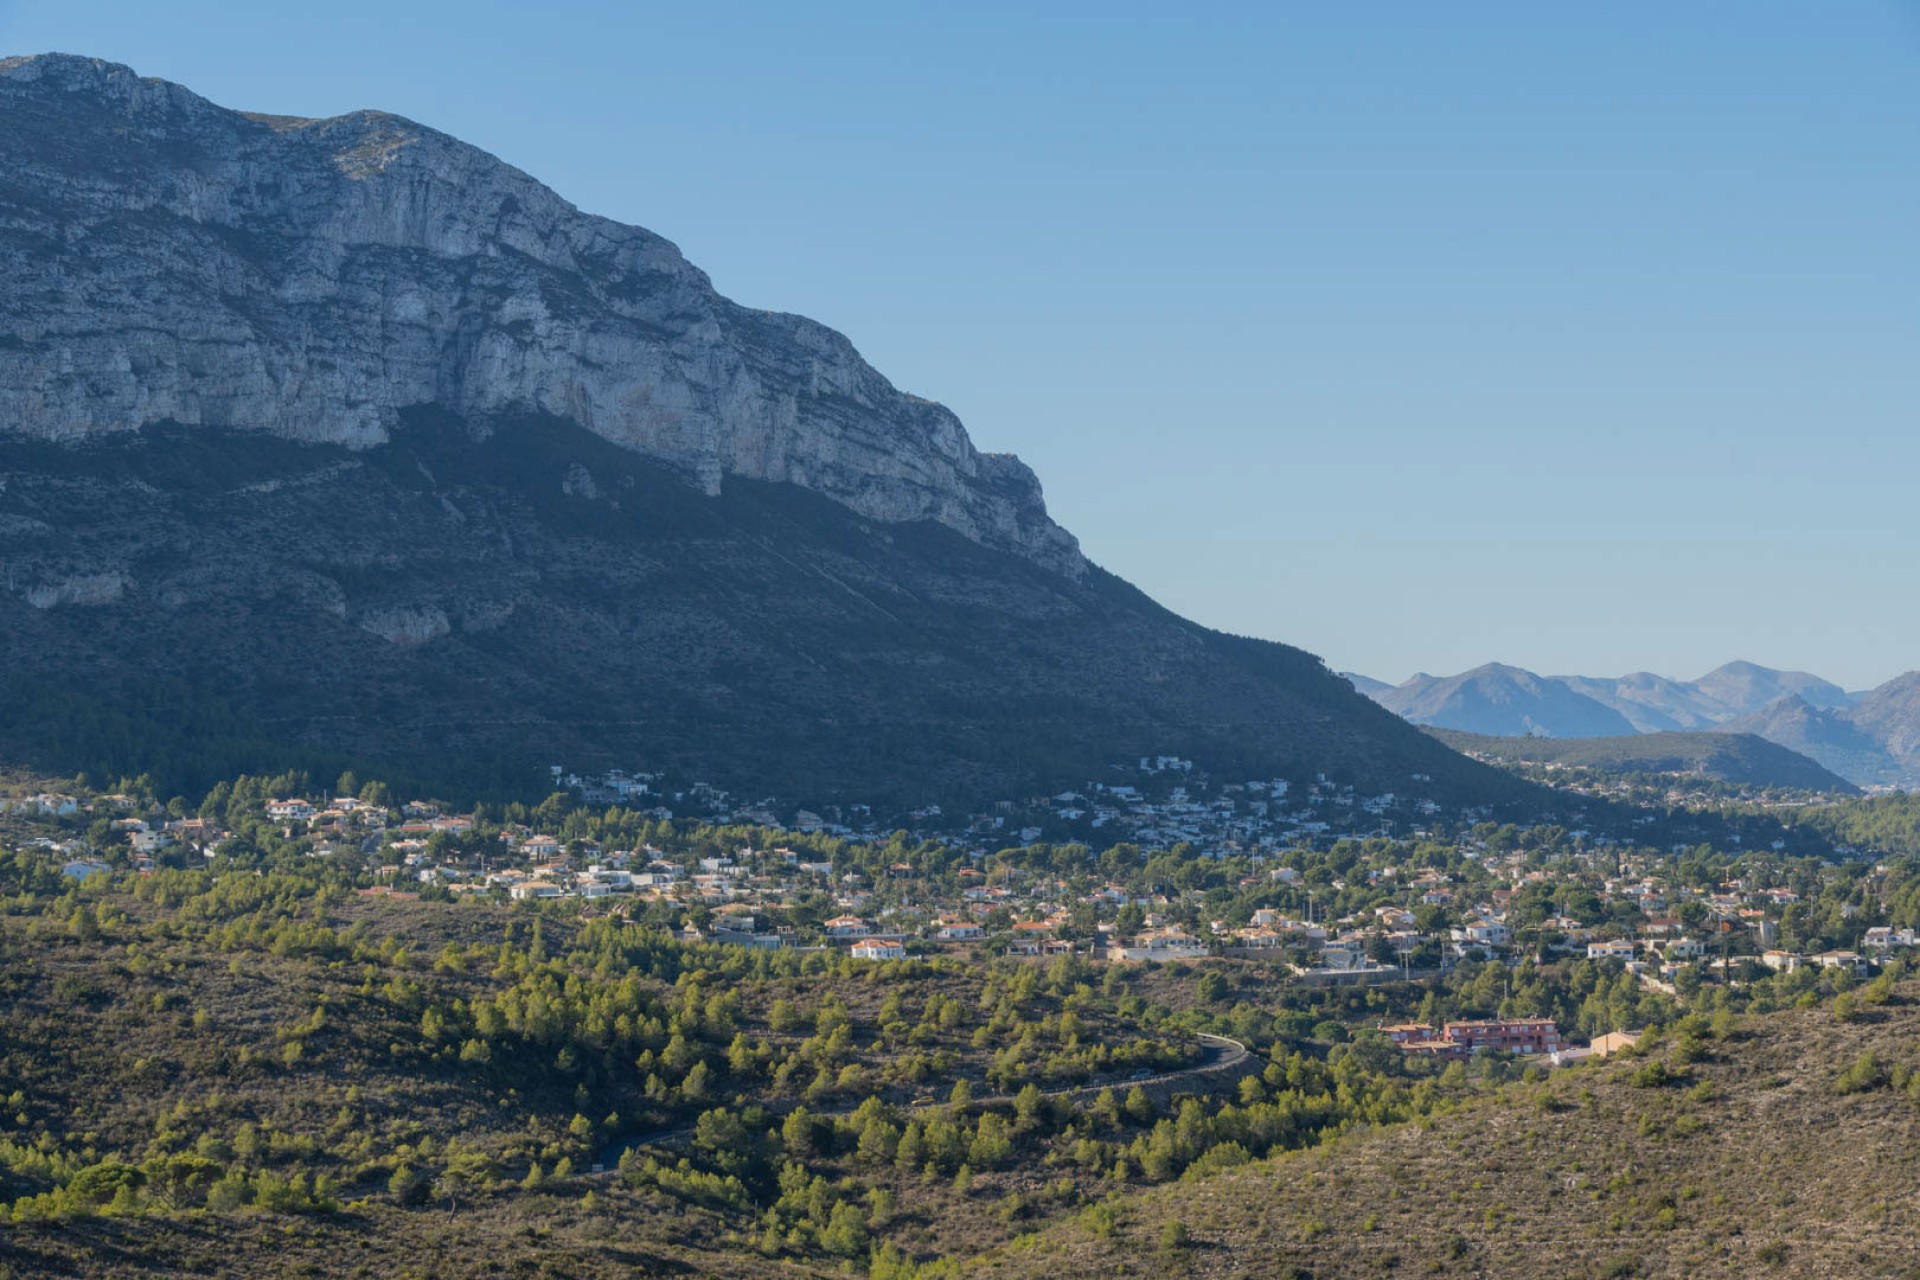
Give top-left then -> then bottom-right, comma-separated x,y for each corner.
1630,1060 -> 1686,1088
1836,1050 -> 1887,1096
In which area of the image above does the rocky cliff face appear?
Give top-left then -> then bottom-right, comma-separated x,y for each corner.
0,53 -> 1080,574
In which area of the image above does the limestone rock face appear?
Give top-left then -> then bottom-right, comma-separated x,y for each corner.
0,54 -> 1081,574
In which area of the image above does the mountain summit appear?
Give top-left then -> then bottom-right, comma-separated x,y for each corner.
0,54 -> 1512,805
0,53 -> 1078,574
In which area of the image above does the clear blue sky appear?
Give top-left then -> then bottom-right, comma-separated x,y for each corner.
6,1 -> 1918,689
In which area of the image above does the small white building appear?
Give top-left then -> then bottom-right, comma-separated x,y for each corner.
1111,929 -> 1207,962
1463,919 -> 1511,947
130,829 -> 173,855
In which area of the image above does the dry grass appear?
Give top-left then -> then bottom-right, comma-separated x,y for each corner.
965,991 -> 1920,1279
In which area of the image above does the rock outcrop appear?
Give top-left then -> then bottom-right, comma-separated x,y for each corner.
0,53 -> 1080,574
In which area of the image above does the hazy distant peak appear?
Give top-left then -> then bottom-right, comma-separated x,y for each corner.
1362,660 -> 1920,787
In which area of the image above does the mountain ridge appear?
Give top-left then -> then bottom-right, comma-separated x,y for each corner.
0,52 -> 1081,574
1370,662 -> 1638,738
0,53 -> 1527,809
1351,661 -> 1920,789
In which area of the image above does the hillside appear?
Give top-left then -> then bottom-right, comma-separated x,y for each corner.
1721,696 -> 1913,792
1427,728 -> 1861,794
968,990 -> 1920,1279
3,768 -> 1915,1279
0,54 -> 1520,809
0,416 -> 1512,809
1840,673 -> 1920,782
0,832 -> 1209,1279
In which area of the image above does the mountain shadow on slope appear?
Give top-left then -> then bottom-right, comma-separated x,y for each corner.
0,414 -> 1525,807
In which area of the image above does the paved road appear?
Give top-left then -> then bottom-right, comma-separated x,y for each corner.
593,1031 -> 1251,1174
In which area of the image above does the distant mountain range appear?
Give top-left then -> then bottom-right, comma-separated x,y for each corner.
0,54 -> 1526,810
1345,661 -> 1920,790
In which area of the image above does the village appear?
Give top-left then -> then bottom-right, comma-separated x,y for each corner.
5,745 -> 1912,1075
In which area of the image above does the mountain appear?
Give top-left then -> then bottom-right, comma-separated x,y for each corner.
1368,664 -> 1640,738
0,53 -> 1076,574
1723,677 -> 1920,791
1843,672 -> 1920,770
1555,663 -> 1852,734
1339,672 -> 1395,698
1356,661 -> 1860,737
1556,670 -> 1735,733
1426,727 -> 1861,794
0,54 -> 1521,807
1689,659 -> 1854,716
1354,660 -> 1919,789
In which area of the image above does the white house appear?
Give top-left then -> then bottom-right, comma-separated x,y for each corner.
5,793 -> 80,817
1111,929 -> 1207,962
851,939 -> 907,961
1813,950 -> 1869,975
129,829 -> 173,855
1463,919 -> 1511,947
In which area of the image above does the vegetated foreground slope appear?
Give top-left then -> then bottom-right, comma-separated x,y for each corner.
0,851 -> 1203,1279
0,418 -> 1516,807
967,991 -> 1920,1280
1427,727 -> 1861,795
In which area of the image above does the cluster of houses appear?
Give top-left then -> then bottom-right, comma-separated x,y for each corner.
1376,1019 -> 1652,1067
1380,1018 -> 1566,1062
8,756 -> 1918,999
555,760 -> 1459,861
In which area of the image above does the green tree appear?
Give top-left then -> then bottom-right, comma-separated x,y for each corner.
820,1198 -> 869,1256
